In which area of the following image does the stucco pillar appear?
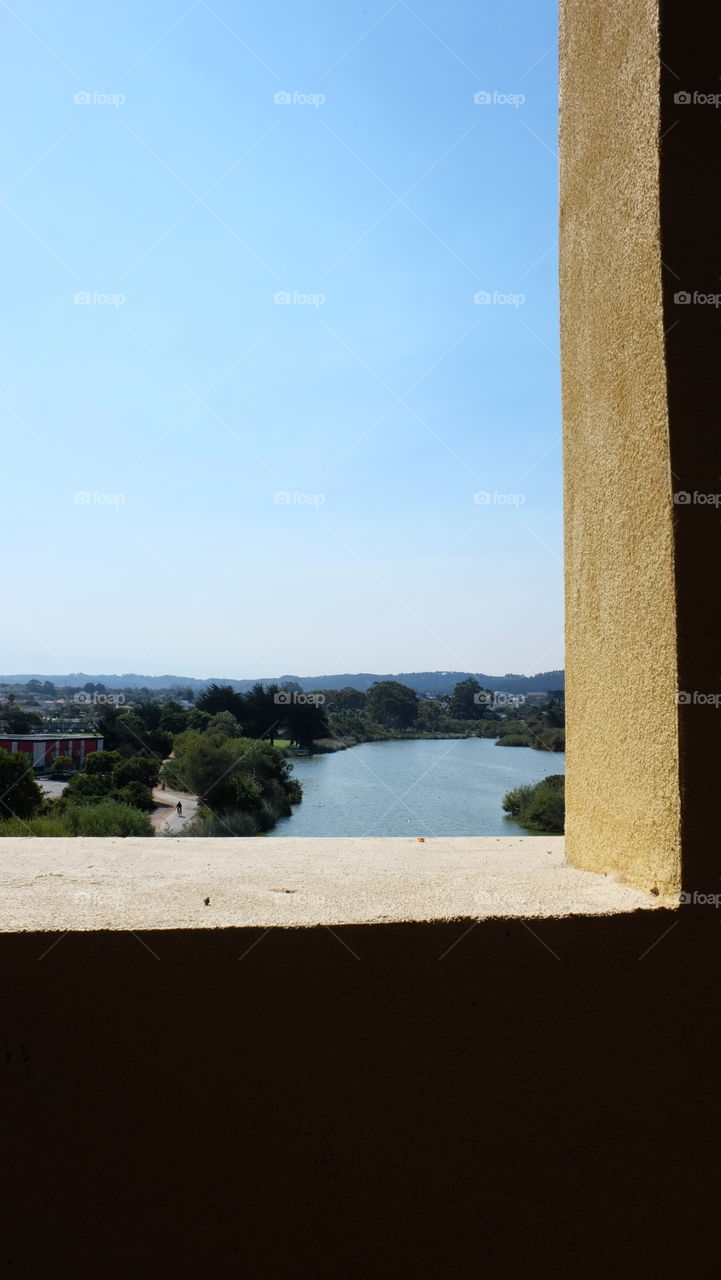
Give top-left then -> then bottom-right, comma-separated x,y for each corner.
560,0 -> 721,895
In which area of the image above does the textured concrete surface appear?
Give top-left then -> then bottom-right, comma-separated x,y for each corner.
560,0 -> 681,894
0,836 -> 667,931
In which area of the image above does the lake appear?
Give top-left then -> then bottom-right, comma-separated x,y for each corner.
277,738 -> 565,837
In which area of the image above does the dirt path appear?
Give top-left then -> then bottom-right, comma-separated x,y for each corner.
151,788 -> 198,835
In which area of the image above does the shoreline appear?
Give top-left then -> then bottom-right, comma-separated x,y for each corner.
289,731 -> 564,758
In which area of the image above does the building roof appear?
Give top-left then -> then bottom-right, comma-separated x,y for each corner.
0,733 -> 103,741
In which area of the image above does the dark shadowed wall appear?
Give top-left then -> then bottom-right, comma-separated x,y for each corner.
2,915 -> 720,1277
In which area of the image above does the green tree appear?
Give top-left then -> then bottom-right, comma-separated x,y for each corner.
241,683 -> 282,741
205,711 -> 243,738
159,701 -> 189,735
448,677 -> 488,720
196,683 -> 245,718
86,750 -> 121,775
188,708 -> 212,732
0,751 -> 44,820
417,699 -> 447,731
113,755 -> 160,788
162,732 -> 301,829
282,700 -> 330,751
0,708 -> 43,734
321,687 -> 367,716
366,681 -> 419,730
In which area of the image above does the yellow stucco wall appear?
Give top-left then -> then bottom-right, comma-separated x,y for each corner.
559,0 -> 681,892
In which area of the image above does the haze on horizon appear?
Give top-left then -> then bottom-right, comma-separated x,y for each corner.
1,0 -> 561,679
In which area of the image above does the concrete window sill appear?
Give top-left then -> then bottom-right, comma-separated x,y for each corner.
0,837 -> 669,931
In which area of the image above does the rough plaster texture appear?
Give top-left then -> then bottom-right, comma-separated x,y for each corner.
0,836 -> 666,931
560,0 -> 681,893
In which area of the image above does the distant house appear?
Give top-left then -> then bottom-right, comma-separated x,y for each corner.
0,733 -> 104,773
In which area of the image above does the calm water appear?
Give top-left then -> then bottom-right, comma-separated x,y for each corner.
278,738 -> 565,837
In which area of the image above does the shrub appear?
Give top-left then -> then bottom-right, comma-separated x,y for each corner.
502,775 -> 564,834
62,773 -> 112,805
532,727 -> 566,752
0,799 -> 153,837
50,755 -> 74,779
163,732 -> 301,833
111,780 -> 155,812
501,784 -> 535,817
0,814 -> 71,836
181,809 -> 260,837
62,800 -> 154,837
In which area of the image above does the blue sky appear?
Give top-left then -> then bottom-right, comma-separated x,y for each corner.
1,0 -> 561,680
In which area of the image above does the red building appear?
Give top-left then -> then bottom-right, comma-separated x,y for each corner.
0,734 -> 104,773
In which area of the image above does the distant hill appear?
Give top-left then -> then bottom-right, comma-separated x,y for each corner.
0,669 -> 564,696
